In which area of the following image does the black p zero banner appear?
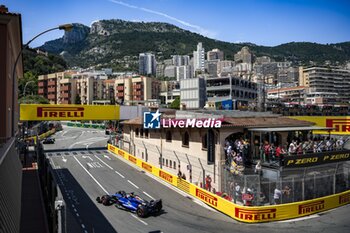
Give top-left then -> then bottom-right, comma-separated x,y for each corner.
284,150 -> 350,168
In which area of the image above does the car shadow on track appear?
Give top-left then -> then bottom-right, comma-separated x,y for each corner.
53,168 -> 118,233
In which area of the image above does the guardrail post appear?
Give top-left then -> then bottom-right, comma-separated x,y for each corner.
142,141 -> 148,162
198,158 -> 205,189
333,163 -> 339,194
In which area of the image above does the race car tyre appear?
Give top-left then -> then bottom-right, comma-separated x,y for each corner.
136,206 -> 147,218
102,197 -> 111,206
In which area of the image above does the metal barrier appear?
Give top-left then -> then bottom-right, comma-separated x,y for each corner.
107,144 -> 350,223
222,162 -> 350,206
37,143 -> 66,233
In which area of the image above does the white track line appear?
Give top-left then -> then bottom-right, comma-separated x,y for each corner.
73,156 -> 108,194
143,191 -> 154,200
130,213 -> 148,225
94,155 -> 113,170
128,180 -> 139,189
115,171 -> 125,178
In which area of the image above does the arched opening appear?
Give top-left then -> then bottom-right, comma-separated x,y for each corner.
182,131 -> 189,147
202,133 -> 208,150
166,130 -> 172,142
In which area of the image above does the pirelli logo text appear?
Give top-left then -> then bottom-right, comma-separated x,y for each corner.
195,189 -> 218,207
326,119 -> 350,132
339,193 -> 350,205
128,155 -> 137,164
235,208 -> 276,221
159,171 -> 173,183
142,162 -> 152,173
109,145 -> 115,152
298,200 -> 325,215
37,107 -> 84,118
117,150 -> 125,157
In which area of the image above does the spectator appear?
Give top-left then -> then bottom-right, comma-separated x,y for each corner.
205,175 -> 212,192
288,140 -> 296,155
254,161 -> 262,175
273,187 -> 282,205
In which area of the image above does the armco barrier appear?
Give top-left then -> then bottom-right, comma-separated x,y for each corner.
107,144 -> 350,223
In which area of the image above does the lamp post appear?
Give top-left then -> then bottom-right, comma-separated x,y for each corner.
12,24 -> 74,137
23,80 -> 35,97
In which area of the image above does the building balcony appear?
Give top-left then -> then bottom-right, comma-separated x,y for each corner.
38,89 -> 47,95
60,85 -> 70,91
60,93 -> 70,98
38,81 -> 46,87
48,94 -> 56,100
48,81 -> 56,86
117,86 -> 124,91
133,84 -> 142,89
117,93 -> 124,97
47,87 -> 56,93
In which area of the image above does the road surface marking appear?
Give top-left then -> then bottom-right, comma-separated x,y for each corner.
94,155 -> 113,170
72,204 -> 75,208
49,158 -> 57,169
62,156 -> 67,163
76,213 -> 80,217
279,214 -> 319,222
143,191 -> 154,200
115,171 -> 125,178
103,154 -> 111,160
107,151 -> 219,212
128,180 -> 139,189
130,213 -> 148,225
81,224 -> 85,229
73,208 -> 77,212
73,156 -> 108,194
82,155 -> 93,161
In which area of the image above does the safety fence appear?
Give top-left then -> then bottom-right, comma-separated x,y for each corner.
222,161 -> 350,206
108,144 -> 350,223
66,122 -> 105,129
26,128 -> 56,145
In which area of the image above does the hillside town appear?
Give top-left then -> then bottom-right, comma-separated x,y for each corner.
36,43 -> 350,114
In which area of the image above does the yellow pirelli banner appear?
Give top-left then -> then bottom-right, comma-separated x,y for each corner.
290,116 -> 350,135
107,144 -> 350,223
20,104 -> 120,121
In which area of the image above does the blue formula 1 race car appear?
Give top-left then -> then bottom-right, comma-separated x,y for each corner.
96,191 -> 162,218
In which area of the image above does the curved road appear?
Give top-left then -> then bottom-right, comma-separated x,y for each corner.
44,126 -> 350,233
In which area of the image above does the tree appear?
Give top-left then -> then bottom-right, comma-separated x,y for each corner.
170,97 -> 180,109
19,95 -> 49,104
75,94 -> 81,104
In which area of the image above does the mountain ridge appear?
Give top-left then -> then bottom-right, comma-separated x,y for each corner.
39,19 -> 350,69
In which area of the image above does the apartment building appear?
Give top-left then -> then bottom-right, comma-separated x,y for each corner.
38,71 -> 76,104
207,48 -> 224,61
206,76 -> 258,109
115,76 -> 160,106
180,77 -> 206,109
267,86 -> 306,103
193,42 -> 205,75
139,53 -> 157,76
299,66 -> 350,104
58,78 -> 76,104
74,73 -> 104,105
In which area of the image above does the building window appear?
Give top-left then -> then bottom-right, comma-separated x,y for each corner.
162,158 -> 165,165
182,131 -> 189,147
166,131 -> 172,142
144,129 -> 149,138
166,159 -> 168,167
135,128 -> 139,137
173,161 -> 176,169
169,160 -> 172,168
202,134 -> 208,150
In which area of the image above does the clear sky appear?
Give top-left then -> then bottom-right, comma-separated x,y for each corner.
3,0 -> 350,47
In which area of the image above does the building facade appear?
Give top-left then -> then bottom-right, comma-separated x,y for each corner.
207,48 -> 224,61
193,42 -> 205,75
139,52 -> 157,76
299,66 -> 350,104
180,77 -> 206,109
0,6 -> 23,233
206,76 -> 258,109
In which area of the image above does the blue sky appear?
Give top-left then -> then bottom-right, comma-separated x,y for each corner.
3,0 -> 350,47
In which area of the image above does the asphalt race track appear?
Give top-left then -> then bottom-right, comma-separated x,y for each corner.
44,126 -> 350,233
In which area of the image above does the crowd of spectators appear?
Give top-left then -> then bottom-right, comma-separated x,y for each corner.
258,136 -> 347,165
224,138 -> 250,174
269,104 -> 349,116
